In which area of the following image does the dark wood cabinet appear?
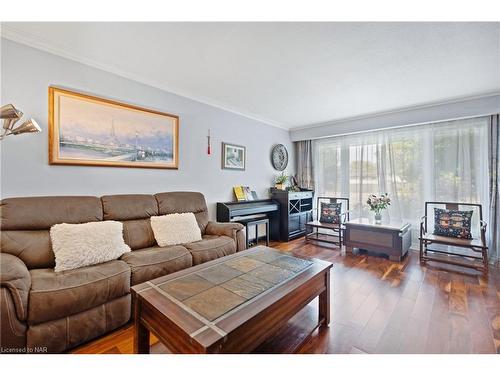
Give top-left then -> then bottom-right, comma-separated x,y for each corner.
271,190 -> 314,241
343,218 -> 412,261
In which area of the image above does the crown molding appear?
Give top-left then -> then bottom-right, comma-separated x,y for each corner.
0,24 -> 290,131
290,91 -> 500,132
290,92 -> 500,141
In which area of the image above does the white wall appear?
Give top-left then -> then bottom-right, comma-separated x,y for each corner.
0,39 -> 294,218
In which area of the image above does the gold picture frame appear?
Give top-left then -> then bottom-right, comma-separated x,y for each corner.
49,87 -> 179,169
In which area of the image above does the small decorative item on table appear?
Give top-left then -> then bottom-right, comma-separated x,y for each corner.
233,186 -> 258,201
274,172 -> 288,190
367,193 -> 391,224
233,186 -> 247,202
289,175 -> 301,192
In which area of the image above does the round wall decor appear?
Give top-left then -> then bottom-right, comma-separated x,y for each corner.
271,144 -> 289,171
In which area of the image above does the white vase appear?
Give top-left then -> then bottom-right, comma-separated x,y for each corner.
374,212 -> 382,224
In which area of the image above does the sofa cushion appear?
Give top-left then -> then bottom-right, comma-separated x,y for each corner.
122,219 -> 157,250
28,260 -> 130,325
101,194 -> 158,221
102,194 -> 159,250
184,235 -> 237,265
155,192 -> 209,233
0,230 -> 55,269
0,196 -> 103,270
121,245 -> 192,285
0,196 -> 103,231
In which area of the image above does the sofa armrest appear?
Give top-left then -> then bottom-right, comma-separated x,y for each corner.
0,253 -> 31,321
205,221 -> 244,237
205,222 -> 246,251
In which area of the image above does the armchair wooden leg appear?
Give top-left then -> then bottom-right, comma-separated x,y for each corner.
482,248 -> 489,275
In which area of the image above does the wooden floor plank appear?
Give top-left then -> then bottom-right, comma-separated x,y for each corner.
374,326 -> 402,354
70,238 -> 500,354
467,284 -> 497,353
399,316 -> 430,354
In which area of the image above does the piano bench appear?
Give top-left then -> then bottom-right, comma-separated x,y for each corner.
236,217 -> 270,248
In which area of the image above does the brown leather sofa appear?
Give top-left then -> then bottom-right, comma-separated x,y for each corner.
0,191 -> 245,353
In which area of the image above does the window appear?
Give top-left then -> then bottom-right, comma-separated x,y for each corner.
313,117 -> 489,244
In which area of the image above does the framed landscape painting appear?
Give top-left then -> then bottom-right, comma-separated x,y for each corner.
49,87 -> 179,169
222,142 -> 246,170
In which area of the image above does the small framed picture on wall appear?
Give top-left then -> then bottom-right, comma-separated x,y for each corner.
222,142 -> 246,170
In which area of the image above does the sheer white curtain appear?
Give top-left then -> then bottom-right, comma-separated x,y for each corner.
488,114 -> 499,265
313,117 -> 490,245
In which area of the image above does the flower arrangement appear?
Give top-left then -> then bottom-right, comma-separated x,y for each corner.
367,193 -> 391,215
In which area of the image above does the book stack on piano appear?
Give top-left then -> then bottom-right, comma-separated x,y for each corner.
233,186 -> 258,201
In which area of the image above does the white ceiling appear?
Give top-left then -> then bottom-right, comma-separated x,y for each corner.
2,22 -> 500,129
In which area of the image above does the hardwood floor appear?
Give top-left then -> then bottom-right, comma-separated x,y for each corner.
72,238 -> 500,354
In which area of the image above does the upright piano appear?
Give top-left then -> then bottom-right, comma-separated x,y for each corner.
216,199 -> 280,240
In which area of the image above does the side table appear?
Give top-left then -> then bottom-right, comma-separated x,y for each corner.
343,218 -> 411,261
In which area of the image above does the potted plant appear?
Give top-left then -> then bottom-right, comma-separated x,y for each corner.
274,172 -> 289,190
367,193 -> 391,223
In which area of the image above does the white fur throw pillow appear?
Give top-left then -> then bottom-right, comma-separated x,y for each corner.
151,213 -> 202,247
50,221 -> 131,272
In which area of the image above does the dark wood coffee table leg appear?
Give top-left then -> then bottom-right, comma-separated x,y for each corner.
318,270 -> 330,327
134,298 -> 150,354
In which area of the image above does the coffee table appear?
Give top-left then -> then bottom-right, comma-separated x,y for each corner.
131,245 -> 332,353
